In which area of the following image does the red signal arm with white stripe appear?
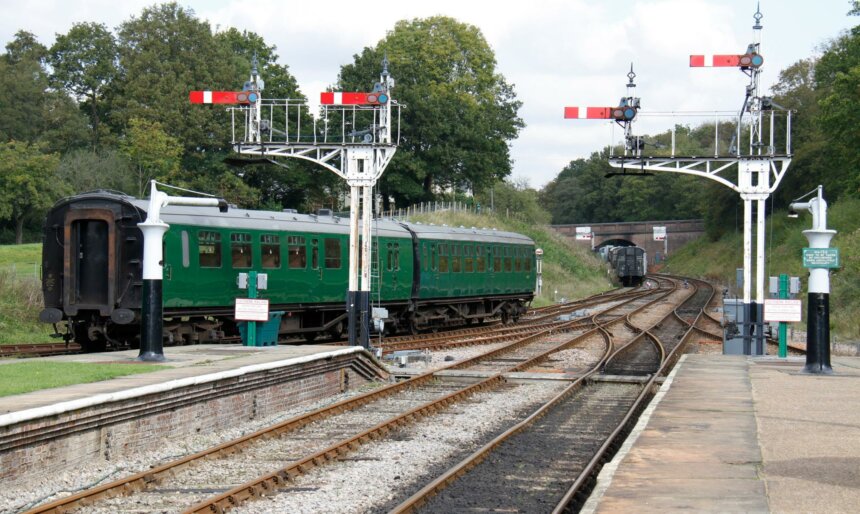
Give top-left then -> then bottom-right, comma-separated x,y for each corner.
320,92 -> 388,105
564,107 -> 614,119
690,55 -> 742,67
189,91 -> 256,104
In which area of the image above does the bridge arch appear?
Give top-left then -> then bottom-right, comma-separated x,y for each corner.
552,219 -> 704,263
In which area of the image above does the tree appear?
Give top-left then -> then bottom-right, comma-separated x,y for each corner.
1,31 -> 89,151
49,22 -> 118,148
0,141 -> 66,243
111,3 -> 239,151
337,16 -> 524,205
120,118 -> 182,196
57,148 -> 136,194
815,25 -> 860,197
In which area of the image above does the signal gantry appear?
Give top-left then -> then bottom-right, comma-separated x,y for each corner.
190,55 -> 401,349
593,6 -> 791,356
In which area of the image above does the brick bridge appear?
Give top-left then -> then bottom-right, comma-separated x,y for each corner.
552,219 -> 705,261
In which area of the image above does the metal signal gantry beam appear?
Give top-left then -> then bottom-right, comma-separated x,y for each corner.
607,5 -> 791,357
192,55 -> 399,349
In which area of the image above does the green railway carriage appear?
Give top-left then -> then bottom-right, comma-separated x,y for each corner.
40,191 -> 535,351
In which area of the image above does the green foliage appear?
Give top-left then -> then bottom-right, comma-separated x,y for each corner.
57,148 -> 136,194
665,198 -> 860,340
540,152 -> 704,225
337,16 -> 524,205
0,361 -> 168,397
49,22 -> 118,148
0,142 -> 67,243
121,118 -> 183,196
0,267 -> 54,344
474,179 -> 551,225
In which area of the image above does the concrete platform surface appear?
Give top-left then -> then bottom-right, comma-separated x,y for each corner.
586,354 -> 860,513
0,344 -> 355,415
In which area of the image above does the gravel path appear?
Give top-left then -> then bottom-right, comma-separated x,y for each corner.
235,380 -> 569,514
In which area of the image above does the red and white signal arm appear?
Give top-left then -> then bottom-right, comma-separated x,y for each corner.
689,54 -> 764,68
189,91 -> 259,104
320,92 -> 389,105
575,227 -> 593,240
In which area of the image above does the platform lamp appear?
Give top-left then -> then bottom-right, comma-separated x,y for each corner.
789,185 -> 837,374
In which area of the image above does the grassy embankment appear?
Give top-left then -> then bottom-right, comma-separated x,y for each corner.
406,210 -> 614,307
0,243 -> 54,344
664,198 -> 860,342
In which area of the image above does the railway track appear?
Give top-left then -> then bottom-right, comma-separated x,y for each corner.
0,343 -> 81,358
23,280 -> 675,514
389,275 -> 703,513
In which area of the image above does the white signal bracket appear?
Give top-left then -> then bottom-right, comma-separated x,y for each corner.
207,56 -> 400,349
606,6 -> 791,356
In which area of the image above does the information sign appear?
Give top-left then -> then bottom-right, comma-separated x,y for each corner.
802,248 -> 839,268
653,226 -> 666,241
235,298 -> 270,321
763,299 -> 802,322
575,226 -> 592,240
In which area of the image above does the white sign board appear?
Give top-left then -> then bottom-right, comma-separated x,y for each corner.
235,298 -> 270,321
653,226 -> 666,241
764,299 -> 802,322
575,226 -> 592,240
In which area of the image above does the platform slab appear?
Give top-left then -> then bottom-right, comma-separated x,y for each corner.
588,354 -> 860,513
0,344 -> 361,415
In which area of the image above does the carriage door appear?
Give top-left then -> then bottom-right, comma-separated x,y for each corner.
64,210 -> 116,316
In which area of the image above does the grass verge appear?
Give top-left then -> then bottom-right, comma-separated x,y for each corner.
665,198 -> 860,341
0,361 -> 168,397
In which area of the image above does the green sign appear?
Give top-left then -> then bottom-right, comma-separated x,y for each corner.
802,248 -> 840,268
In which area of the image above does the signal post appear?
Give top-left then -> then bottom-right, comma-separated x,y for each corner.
568,8 -> 792,355
191,57 -> 399,348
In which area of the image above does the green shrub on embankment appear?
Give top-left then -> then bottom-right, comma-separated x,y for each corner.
0,361 -> 168,397
0,243 -> 54,344
406,211 -> 614,307
664,198 -> 860,341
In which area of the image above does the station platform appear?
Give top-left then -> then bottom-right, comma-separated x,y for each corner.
585,354 -> 860,513
0,343 -> 386,415
0,344 -> 388,482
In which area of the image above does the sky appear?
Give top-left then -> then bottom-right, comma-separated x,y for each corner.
1,0 -> 856,188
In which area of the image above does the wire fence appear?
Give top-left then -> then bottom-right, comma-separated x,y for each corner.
378,200 -> 530,223
0,263 -> 41,281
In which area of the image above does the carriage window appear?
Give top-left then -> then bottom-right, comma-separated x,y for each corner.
476,245 -> 485,272
515,248 -> 522,271
231,233 -> 252,268
181,231 -> 190,268
386,242 -> 394,271
311,239 -> 319,269
439,243 -> 449,273
262,235 -> 281,269
422,244 -> 428,271
431,244 -> 437,271
505,254 -> 512,272
394,242 -> 401,271
493,247 -> 502,272
286,235 -> 305,269
525,251 -> 532,271
464,245 -> 474,273
198,231 -> 221,268
325,238 -> 341,269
